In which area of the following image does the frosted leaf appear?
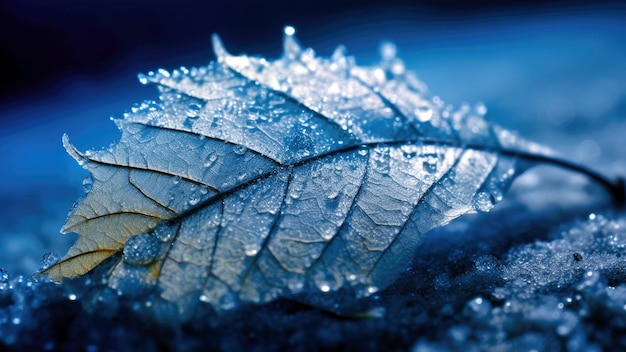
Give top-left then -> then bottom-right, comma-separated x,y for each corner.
43,27 -> 593,321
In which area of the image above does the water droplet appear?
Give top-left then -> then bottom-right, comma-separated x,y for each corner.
431,96 -> 444,110
123,233 -> 162,265
289,190 -> 302,200
82,175 -> 94,193
321,228 -> 335,241
465,296 -> 491,318
245,245 -> 259,256
157,68 -> 170,78
187,103 -> 202,119
232,145 -> 247,155
401,145 -> 417,159
40,252 -> 59,271
390,60 -> 405,75
282,25 -> 301,59
414,105 -> 433,122
379,42 -> 397,61
372,148 -> 390,175
204,154 -> 218,168
12,317 -> 21,325
284,25 -> 295,36
68,293 -> 77,301
288,277 -> 304,291
474,102 -> 487,116
474,192 -> 495,213
137,73 -> 149,85
422,159 -> 438,174
491,189 -> 503,202
188,196 -> 200,206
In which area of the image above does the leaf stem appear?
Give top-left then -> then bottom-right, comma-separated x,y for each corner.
497,147 -> 625,206
163,134 -> 624,229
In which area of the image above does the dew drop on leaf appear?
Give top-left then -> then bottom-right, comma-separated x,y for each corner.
137,73 -> 149,85
204,154 -> 218,168
474,192 -> 495,213
379,42 -> 397,61
422,158 -> 438,174
157,68 -> 170,78
366,286 -> 379,295
188,196 -> 200,206
414,105 -> 433,122
187,103 -> 202,119
82,176 -> 94,193
232,145 -> 247,155
475,102 -> 488,116
40,252 -> 59,271
288,277 -> 305,291
123,234 -> 161,266
244,245 -> 259,257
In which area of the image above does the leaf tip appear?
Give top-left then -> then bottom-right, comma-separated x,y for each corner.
62,134 -> 88,167
42,249 -> 118,282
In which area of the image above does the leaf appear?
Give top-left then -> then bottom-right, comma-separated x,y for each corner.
45,28 -> 576,317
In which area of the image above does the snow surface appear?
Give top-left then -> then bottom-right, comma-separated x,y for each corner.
1,14 -> 625,352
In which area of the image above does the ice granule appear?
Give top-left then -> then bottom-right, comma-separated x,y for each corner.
1,210 -> 626,350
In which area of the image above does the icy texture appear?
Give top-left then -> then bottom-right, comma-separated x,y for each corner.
39,28 -> 547,320
3,208 -> 626,350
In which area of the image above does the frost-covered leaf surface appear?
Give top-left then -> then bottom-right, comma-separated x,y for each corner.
42,29 -> 550,319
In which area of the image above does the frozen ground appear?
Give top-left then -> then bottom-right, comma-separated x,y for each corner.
1,14 -> 625,351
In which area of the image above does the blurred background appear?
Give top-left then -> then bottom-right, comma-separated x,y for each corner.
0,0 -> 625,275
